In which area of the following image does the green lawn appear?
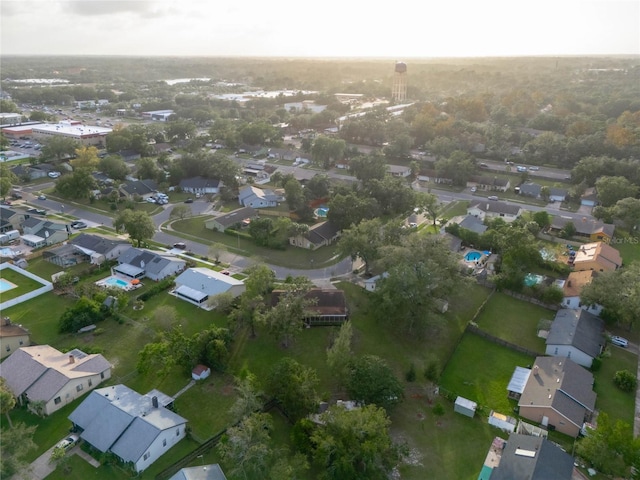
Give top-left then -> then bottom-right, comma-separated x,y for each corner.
612,235 -> 640,265
593,346 -> 637,424
440,332 -> 535,415
170,216 -> 342,269
0,265 -> 47,302
473,292 -> 553,353
440,200 -> 469,219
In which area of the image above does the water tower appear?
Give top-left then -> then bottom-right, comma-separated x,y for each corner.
392,61 -> 407,102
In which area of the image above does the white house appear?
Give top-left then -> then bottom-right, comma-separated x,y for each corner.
173,267 -> 246,308
0,345 -> 111,415
69,384 -> 187,473
561,270 -> 603,316
178,176 -> 222,195
238,185 -> 279,208
363,272 -> 389,292
467,201 -> 522,223
545,309 -> 605,368
114,248 -> 186,281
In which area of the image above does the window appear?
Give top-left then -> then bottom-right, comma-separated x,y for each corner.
559,421 -> 565,425
567,351 -> 571,358
100,372 -> 105,379
163,439 -> 167,447
176,428 -> 180,436
554,347 -> 558,355
19,340 -> 23,345
88,379 -> 92,387
76,384 -> 84,392
143,452 -> 150,461
5,345 -> 10,352
54,397 -> 61,405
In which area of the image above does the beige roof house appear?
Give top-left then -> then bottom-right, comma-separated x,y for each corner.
0,345 -> 112,415
518,356 -> 596,437
572,242 -> 622,272
0,319 -> 30,359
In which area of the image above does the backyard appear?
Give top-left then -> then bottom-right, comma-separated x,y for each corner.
472,291 -> 552,353
439,332 -> 535,415
0,265 -> 47,302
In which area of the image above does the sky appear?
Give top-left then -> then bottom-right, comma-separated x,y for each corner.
1,0 -> 639,58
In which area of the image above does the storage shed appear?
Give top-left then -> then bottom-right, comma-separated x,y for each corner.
454,396 -> 477,418
488,410 -> 517,433
192,364 -> 211,381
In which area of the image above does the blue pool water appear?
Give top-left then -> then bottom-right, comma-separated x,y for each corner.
524,273 -> 545,287
464,251 -> 482,262
0,278 -> 16,292
104,277 -> 129,289
315,207 -> 329,217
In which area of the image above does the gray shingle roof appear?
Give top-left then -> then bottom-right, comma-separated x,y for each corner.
469,200 -> 521,216
70,233 -> 129,255
491,433 -> 574,480
69,384 -> 187,461
179,176 -> 220,190
169,464 -> 228,480
0,349 -> 47,396
546,309 -> 604,358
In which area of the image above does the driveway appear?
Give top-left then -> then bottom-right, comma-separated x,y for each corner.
13,443 -> 99,480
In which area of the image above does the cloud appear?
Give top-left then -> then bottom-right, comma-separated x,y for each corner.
66,0 -> 157,17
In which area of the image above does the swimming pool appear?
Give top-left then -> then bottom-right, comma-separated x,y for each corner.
315,207 -> 329,218
464,251 -> 482,262
524,273 -> 545,287
102,277 -> 130,289
0,278 -> 17,293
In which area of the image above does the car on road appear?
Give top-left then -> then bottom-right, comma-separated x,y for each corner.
610,336 -> 628,348
479,163 -> 488,168
488,196 -> 499,201
28,208 -> 47,215
55,434 -> 80,452
184,198 -> 194,203
38,194 -> 47,200
172,242 -> 186,249
528,166 -> 539,171
70,221 -> 88,229
470,187 -> 477,193
516,166 -> 527,172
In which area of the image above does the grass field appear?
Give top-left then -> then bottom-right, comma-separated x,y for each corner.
170,216 -> 341,269
0,265 -> 47,302
473,292 -> 553,353
592,346 -> 638,424
439,332 -> 535,415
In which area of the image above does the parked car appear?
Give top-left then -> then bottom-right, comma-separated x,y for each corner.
48,171 -> 61,178
516,166 -> 527,172
55,434 -> 80,452
488,196 -> 499,201
0,200 -> 12,205
173,242 -> 186,249
145,197 -> 156,203
470,187 -> 477,193
184,198 -> 194,203
11,192 -> 23,199
528,166 -> 539,171
479,163 -> 488,168
37,194 -> 47,200
70,221 -> 87,229
610,336 -> 628,348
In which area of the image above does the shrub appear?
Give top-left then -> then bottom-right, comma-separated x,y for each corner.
424,358 -> 441,382
136,277 -> 175,301
433,403 -> 445,416
405,363 -> 417,382
613,370 -> 637,393
590,357 -> 602,373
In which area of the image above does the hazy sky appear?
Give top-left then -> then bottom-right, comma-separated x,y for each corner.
2,0 -> 639,57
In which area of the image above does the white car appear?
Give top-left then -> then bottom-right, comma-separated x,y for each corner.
145,197 -> 157,203
55,434 -> 79,451
48,171 -> 60,178
610,336 -> 628,348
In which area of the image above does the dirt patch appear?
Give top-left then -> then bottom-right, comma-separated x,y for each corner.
220,384 -> 234,396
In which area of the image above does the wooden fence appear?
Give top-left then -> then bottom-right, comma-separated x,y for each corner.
154,399 -> 280,480
466,324 -> 542,358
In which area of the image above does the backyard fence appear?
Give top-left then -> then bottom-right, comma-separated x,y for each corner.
466,325 -> 542,357
502,289 -> 560,311
154,398 -> 280,480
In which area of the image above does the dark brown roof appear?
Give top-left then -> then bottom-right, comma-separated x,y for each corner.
0,322 -> 29,338
271,288 -> 347,316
